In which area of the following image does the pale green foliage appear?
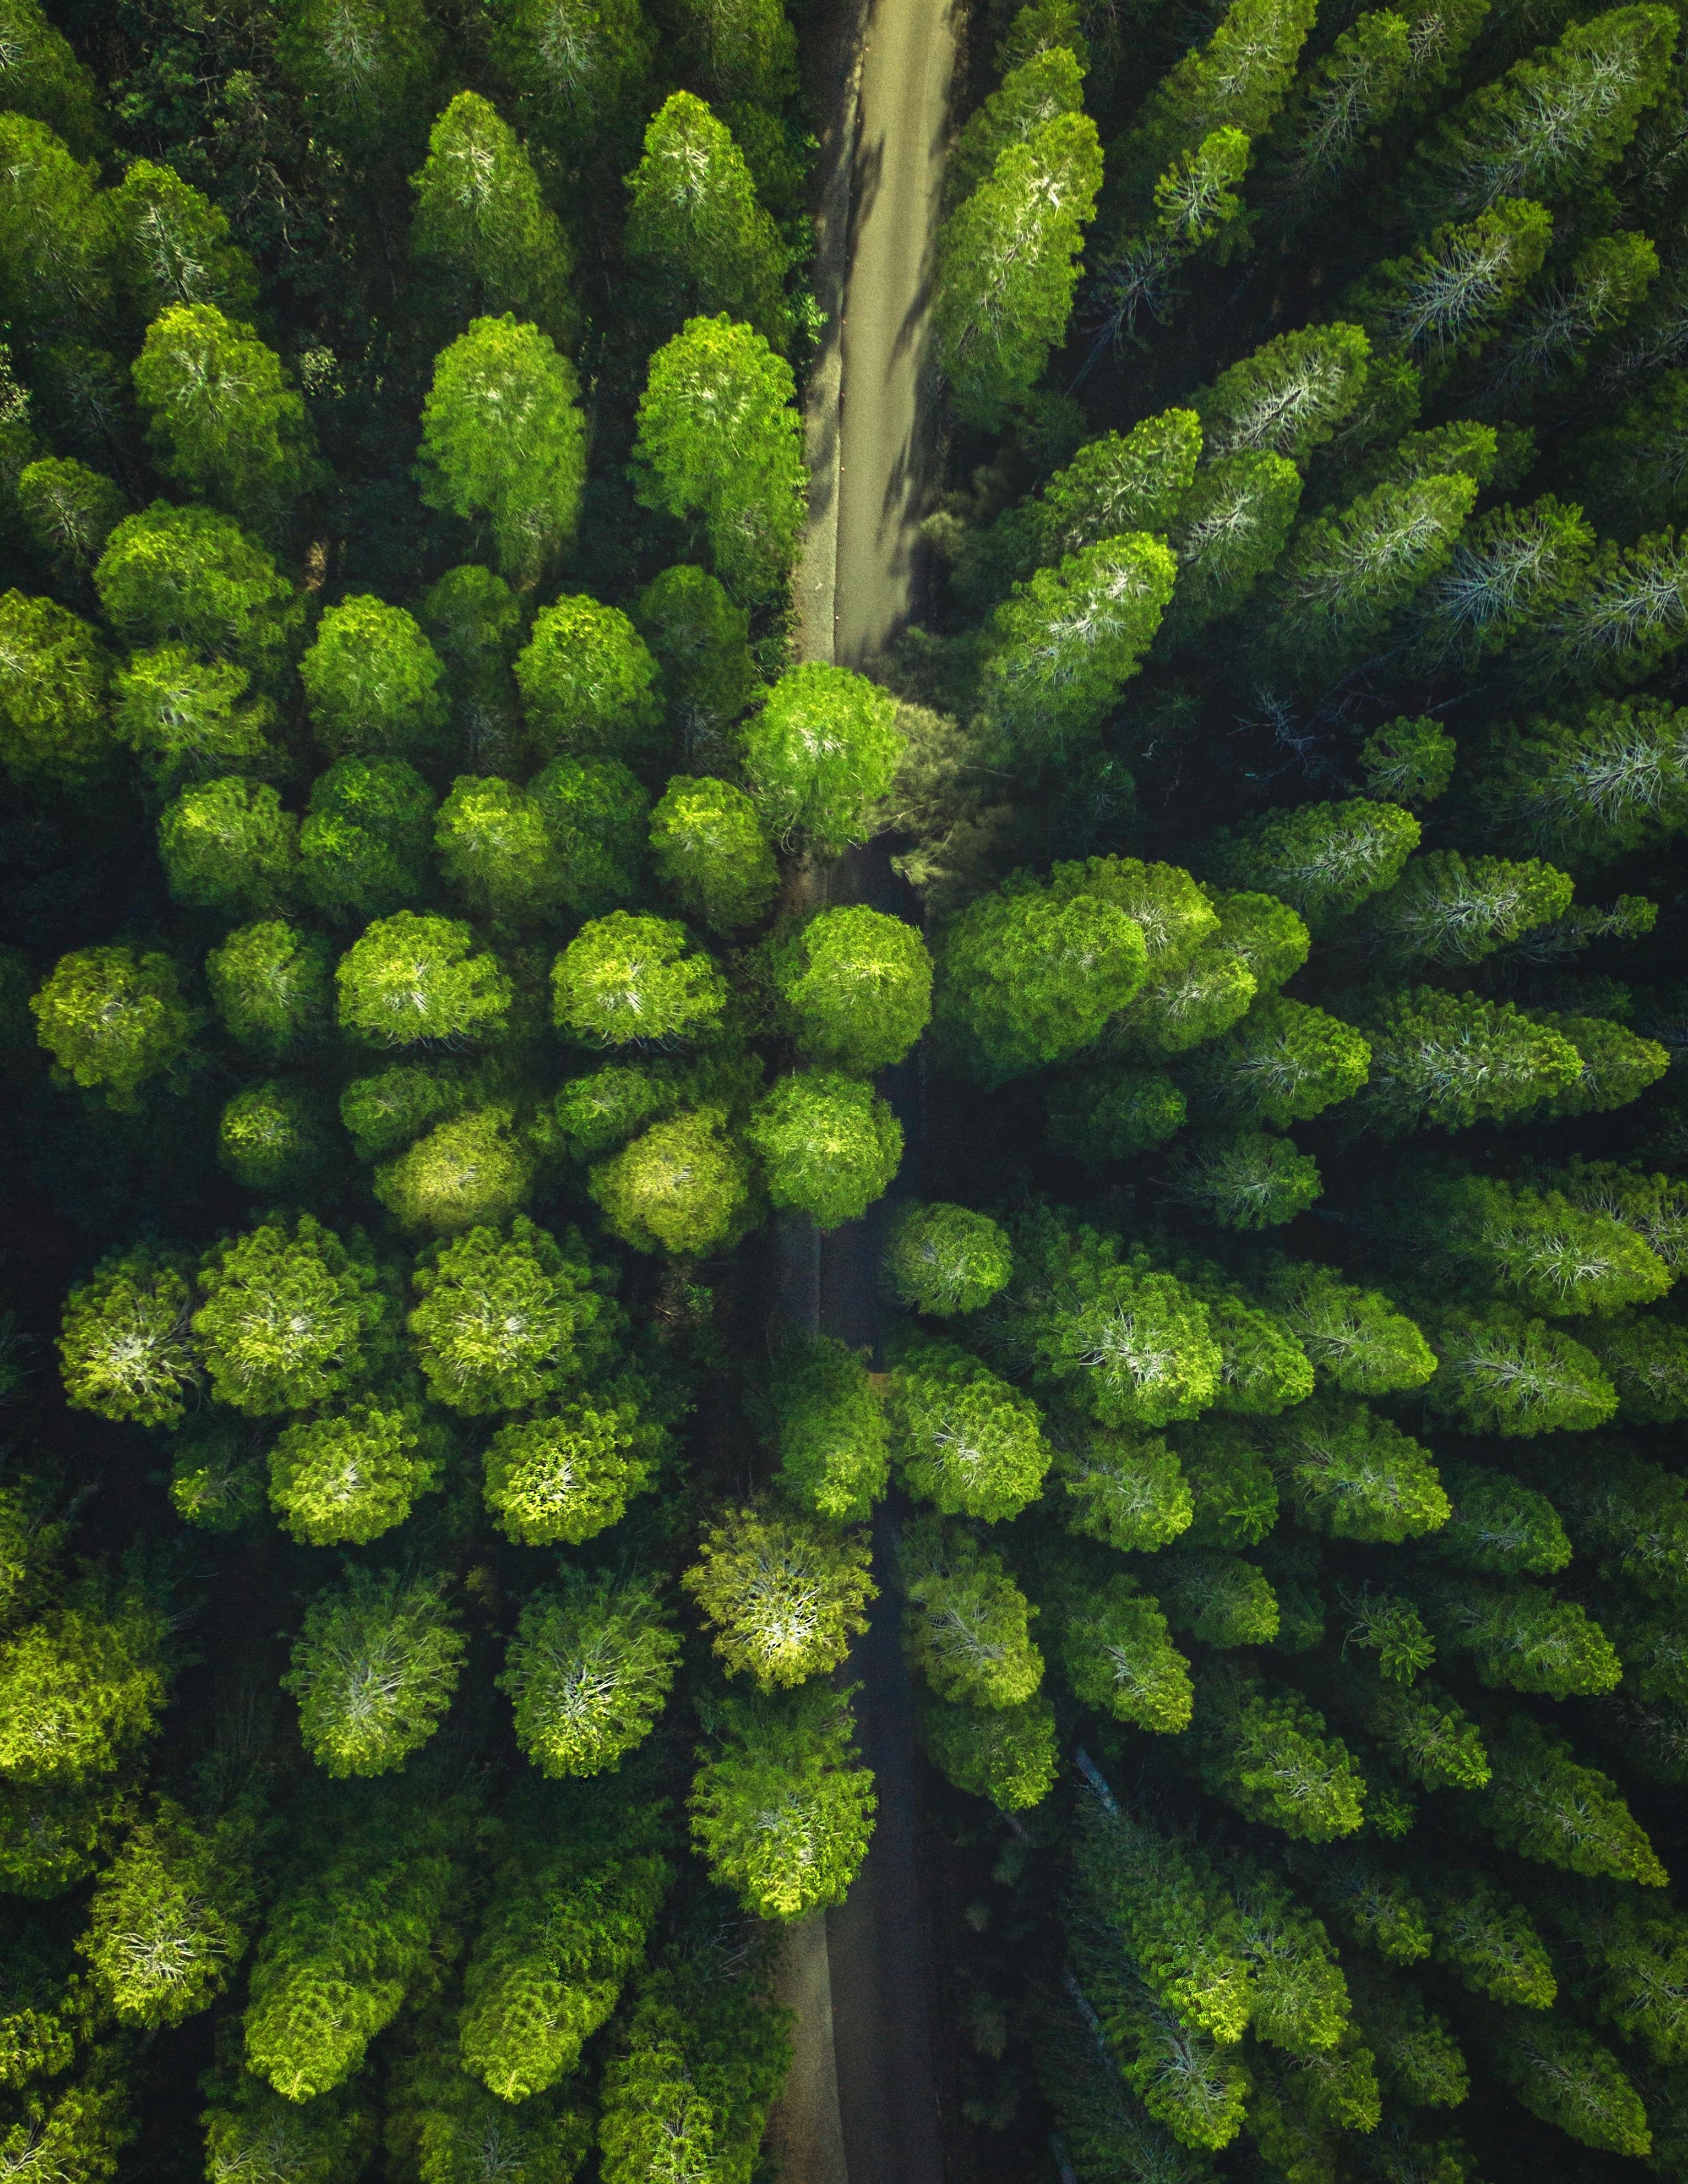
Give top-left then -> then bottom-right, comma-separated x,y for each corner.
157,774 -> 297,915
18,456 -> 125,584
301,757 -> 435,922
1261,1259 -> 1437,1394
1358,987 -> 1584,1132
81,1800 -> 253,2029
778,904 -> 933,1073
744,1070 -> 903,1227
590,1107 -> 754,1254
283,1571 -> 464,1777
408,1219 -> 609,1415
649,773 -> 778,932
31,946 -> 192,1107
1190,997 -> 1371,1125
883,1202 -> 1012,1315
1053,1429 -> 1194,1550
418,316 -> 586,586
268,1404 -> 437,1546
532,757 -> 651,914
921,1690 -> 1058,1809
193,1215 -> 389,1416
886,1336 -> 1051,1519
514,594 -> 662,765
373,1106 -> 535,1233
1206,797 -> 1420,929
110,157 -> 258,321
633,563 -> 755,754
59,1247 -> 198,1427
1021,1226 -> 1223,1428
95,503 -> 301,672
434,774 -> 558,924
1266,1396 -> 1449,1542
683,1504 -> 875,1688
113,646 -> 274,789
207,921 -> 332,1058
0,1576 -> 170,1785
552,911 -> 727,1047
625,93 -> 787,342
336,912 -> 511,1047
1199,1668 -> 1367,1840
689,1685 -> 875,1918
742,663 -> 903,855
409,94 -> 574,342
0,591 -> 112,788
1423,1304 -> 1616,1433
1194,321 -> 1373,467
899,1516 -> 1043,1707
301,596 -> 447,762
767,1336 -> 890,1522
1059,1574 -> 1194,1731
483,1400 -> 656,1544
500,1572 -> 679,1778
218,1080 -> 331,1194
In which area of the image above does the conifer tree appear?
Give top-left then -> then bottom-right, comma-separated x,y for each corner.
409,92 -> 574,343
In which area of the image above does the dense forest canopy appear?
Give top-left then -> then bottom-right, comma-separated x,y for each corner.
6,0 -> 1688,2176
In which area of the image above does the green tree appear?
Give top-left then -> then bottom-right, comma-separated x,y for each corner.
0,1573 -> 169,1784
1478,1715 -> 1665,1883
193,1215 -> 390,1416
1424,1303 -> 1616,1433
112,645 -> 274,789
1178,1418 -> 1278,1546
491,0 -> 653,175
95,504 -> 301,675
689,1684 -> 875,1919
1057,1571 -> 1193,1731
434,774 -> 558,925
1045,1066 -> 1188,1160
1159,1549 -> 1280,1645
59,1246 -> 198,1427
374,1104 -> 535,1233
899,1517 -> 1043,1707
157,775 -> 298,915
1426,1872 -> 1556,2006
132,305 -> 323,538
340,1059 -> 476,1160
530,756 -> 651,914
886,1335 -> 1051,1519
633,314 -> 806,602
17,456 -> 125,586
648,773 -> 777,933
1117,0 -> 1316,200
1490,2014 -> 1651,2156
933,112 -> 1102,427
741,662 -> 902,855
1419,1171 -> 1672,1316
275,0 -> 438,165
0,117 -> 110,349
1435,1461 -> 1570,1574
483,1398 -> 657,1544
1264,10 -> 1415,214
269,1404 -> 438,1545
1170,1129 -> 1322,1230
777,905 -> 933,1074
300,597 -> 447,763
513,594 -> 661,766
243,1802 -> 453,2099
219,1080 -> 333,1194
409,94 -> 573,343
300,757 -> 435,922
107,159 -> 257,324
978,534 -> 1177,758
1356,712 -> 1458,801
1193,321 -> 1373,466
766,1335 -> 890,1522
283,1571 -> 464,1777
420,561 -> 525,772
1425,1575 -> 1620,1697
417,317 -> 586,587
1053,1428 -> 1193,1550
626,94 -> 787,342
1205,796 -> 1419,929
0,591 -> 111,788
590,1107 -> 754,1254
31,946 -> 192,1107
336,912 -> 511,1047
80,1799 -> 254,2029
1347,200 -> 1554,381
1188,997 -> 1370,1125
1264,1396 -> 1448,1541
500,1571 -> 679,1778
1162,450 -> 1305,638
552,911 -> 726,1048
1355,848 -> 1573,966
206,920 -> 333,1057
1357,987 -> 1584,1132
633,563 -> 755,758
683,1505 -> 874,1688
744,1069 -> 903,1227
0,0 -> 105,158
1260,1260 -> 1436,1394
408,1217 -> 610,1415
1198,1669 -> 1367,1840
883,1202 -> 1012,1315
921,1690 -> 1058,1809
1017,1222 -> 1223,1427
675,0 -> 798,107
950,46 -> 1088,211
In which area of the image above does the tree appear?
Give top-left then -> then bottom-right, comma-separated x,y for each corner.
282,1571 -> 464,1777
921,1690 -> 1058,1809
766,1335 -> 889,1522
883,1202 -> 1012,1315
633,563 -> 755,758
1425,1575 -> 1620,1697
950,46 -> 1088,211
898,1517 -> 1042,1707
219,1080 -> 333,1194
377,1105 -> 529,1233
1116,0 -> 1316,200
1162,450 -> 1304,638
157,775 -> 298,915
777,905 -> 933,1074
409,94 -> 573,344
458,1795 -> 668,2100
675,0 -> 798,107
589,1107 -> 754,1254
18,456 -> 125,584
1254,471 -> 1477,686
1178,1418 -> 1278,1547
1489,2014 -> 1651,2157
300,757 -> 435,922
1053,1428 -> 1193,1550
551,911 -> 725,1049
58,1246 -> 198,1427
206,920 -> 333,1057
107,159 -> 257,324
0,591 -> 111,788
744,1070 -> 903,1227
491,0 -> 653,175
31,946 -> 192,1107
886,1335 -> 1051,1519
1259,1260 -> 1437,1394
626,94 -> 786,342
1423,1303 -> 1615,1433
1481,698 -> 1688,861
1261,1396 -> 1446,1541
500,1572 -> 679,1778
243,1803 -> 453,2099
1435,1461 -> 1570,1574
483,1398 -> 657,1544
132,305 -> 323,539
0,117 -> 110,349
0,0 -> 105,159
1170,1129 -> 1323,1230
269,1404 -> 438,1545
1189,997 -> 1371,1125
933,113 -> 1102,428
530,757 -> 651,915
0,1573 -> 170,1784
1355,848 -> 1573,966
1347,200 -> 1553,381
407,1217 -> 610,1415
274,0 -> 438,165
111,644 -> 274,789
1356,987 -> 1584,1132
689,1685 -> 875,1919
1478,1715 -> 1665,1884
1264,10 -> 1414,214
94,504 -> 301,676
80,1799 -> 254,2029
1159,1550 -> 1280,1645
1016,1222 -> 1223,1427
433,774 -> 558,925
1205,797 -> 1419,929
1424,1871 -> 1556,2006
193,1215 -> 390,1416
417,317 -> 586,588
419,561 -> 525,772
513,594 -> 661,766
300,597 -> 447,762
1193,321 -> 1373,466
648,774 -> 777,933
741,661 -> 902,855
1418,1172 -> 1672,1316
1057,1571 -> 1193,1731
633,314 -> 806,602
1197,1669 -> 1367,1840
683,1505 -> 874,1687
1033,408 -> 1203,567
1406,4 -> 1676,225
978,533 -> 1177,757
1046,1066 -> 1188,1160
933,878 -> 1147,1086
335,911 -> 511,1047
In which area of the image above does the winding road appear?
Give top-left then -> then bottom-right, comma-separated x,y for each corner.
770,0 -> 958,2172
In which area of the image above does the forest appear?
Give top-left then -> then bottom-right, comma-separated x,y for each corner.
3,0 -> 1688,2174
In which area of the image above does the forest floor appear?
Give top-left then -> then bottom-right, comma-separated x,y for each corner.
769,0 -> 958,2170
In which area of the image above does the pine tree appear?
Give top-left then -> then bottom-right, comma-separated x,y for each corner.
590,1107 -> 755,1254
1197,1668 -> 1368,1839
885,1335 -> 1052,1519
483,1397 -> 658,1544
1162,449 -> 1306,639
1355,987 -> 1584,1132
1347,199 -> 1554,381
766,1335 -> 890,1522
269,1404 -> 438,1545
31,948 -> 193,1109
408,92 -> 574,344
626,94 -> 787,343
1475,1715 -> 1667,1883
1260,1259 -> 1437,1394
1264,1396 -> 1448,1541
1193,322 -> 1374,467
742,662 -> 903,854
688,1685 -> 875,1918
301,598 -> 447,762
898,1516 -> 1044,1707
193,1215 -> 391,1417
301,758 -> 435,922
648,774 -> 778,933
683,1504 -> 874,1688
744,1069 -> 903,1226
499,1571 -> 679,1778
1205,798 -> 1420,928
